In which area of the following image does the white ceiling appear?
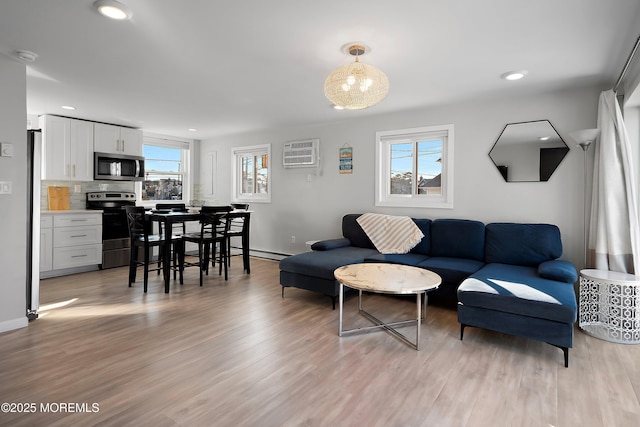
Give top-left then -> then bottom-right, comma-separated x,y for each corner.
1,0 -> 639,140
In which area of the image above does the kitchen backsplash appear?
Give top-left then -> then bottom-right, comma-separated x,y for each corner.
41,180 -> 136,210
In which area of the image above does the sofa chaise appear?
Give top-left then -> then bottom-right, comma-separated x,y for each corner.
279,214 -> 578,366
457,222 -> 578,367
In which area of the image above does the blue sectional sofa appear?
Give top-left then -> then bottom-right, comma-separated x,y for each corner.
279,214 -> 578,366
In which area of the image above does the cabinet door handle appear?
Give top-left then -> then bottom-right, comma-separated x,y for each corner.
71,219 -> 88,222
73,164 -> 76,177
122,139 -> 125,152
66,164 -> 70,177
71,254 -> 88,258
71,234 -> 88,238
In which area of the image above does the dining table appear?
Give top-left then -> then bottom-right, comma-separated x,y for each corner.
147,210 -> 202,293
147,209 -> 252,293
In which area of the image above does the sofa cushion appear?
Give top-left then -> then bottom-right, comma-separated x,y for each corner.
365,253 -> 430,266
430,219 -> 485,261
409,218 -> 432,255
342,214 -> 374,249
538,260 -> 578,283
485,223 -> 562,266
457,263 -> 577,324
279,246 -> 379,280
311,238 -> 351,251
417,257 -> 484,285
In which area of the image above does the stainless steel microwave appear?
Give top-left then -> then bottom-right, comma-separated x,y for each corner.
94,152 -> 145,181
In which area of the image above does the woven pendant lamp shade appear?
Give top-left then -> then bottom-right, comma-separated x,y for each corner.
324,46 -> 389,110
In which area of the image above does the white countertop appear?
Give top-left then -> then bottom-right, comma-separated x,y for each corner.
41,209 -> 103,215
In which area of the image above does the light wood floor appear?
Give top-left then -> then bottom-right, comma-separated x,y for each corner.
1,257 -> 639,427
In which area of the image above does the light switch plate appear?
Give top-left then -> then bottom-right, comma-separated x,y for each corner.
1,142 -> 14,157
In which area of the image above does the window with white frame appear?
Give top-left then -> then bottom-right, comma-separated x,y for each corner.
141,136 -> 191,203
232,144 -> 271,203
376,124 -> 454,208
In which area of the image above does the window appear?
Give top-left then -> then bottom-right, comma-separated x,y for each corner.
141,136 -> 192,203
232,144 -> 271,203
376,124 -> 454,208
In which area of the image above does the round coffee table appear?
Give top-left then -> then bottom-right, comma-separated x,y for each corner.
334,263 -> 441,350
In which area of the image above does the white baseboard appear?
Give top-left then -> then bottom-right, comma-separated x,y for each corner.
0,316 -> 28,334
248,249 -> 289,261
40,264 -> 100,279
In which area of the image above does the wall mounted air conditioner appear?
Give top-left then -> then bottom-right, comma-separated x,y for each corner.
282,138 -> 320,168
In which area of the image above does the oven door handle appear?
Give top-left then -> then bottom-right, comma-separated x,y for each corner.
135,160 -> 141,178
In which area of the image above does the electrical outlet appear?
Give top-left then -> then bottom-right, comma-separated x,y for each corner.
1,142 -> 13,157
0,181 -> 12,194
291,235 -> 296,244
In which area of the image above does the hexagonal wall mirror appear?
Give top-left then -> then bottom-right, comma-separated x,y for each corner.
489,120 -> 569,182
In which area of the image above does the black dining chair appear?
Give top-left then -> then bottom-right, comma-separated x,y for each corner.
226,210 -> 251,273
200,206 -> 233,268
179,209 -> 232,285
155,203 -> 188,279
125,205 -> 167,292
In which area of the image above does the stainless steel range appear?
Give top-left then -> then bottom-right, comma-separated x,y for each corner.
86,191 -> 137,269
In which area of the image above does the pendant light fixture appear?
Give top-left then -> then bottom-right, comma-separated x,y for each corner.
324,44 -> 389,110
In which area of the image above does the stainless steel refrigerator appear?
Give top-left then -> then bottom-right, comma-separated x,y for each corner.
26,129 -> 41,320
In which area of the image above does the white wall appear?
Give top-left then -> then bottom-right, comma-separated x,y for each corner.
199,85 -> 603,268
0,54 -> 28,332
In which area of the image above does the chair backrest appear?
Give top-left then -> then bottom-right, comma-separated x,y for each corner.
156,203 -> 187,212
201,205 -> 233,213
198,211 -> 229,240
155,203 -> 188,234
227,211 -> 250,237
231,203 -> 249,210
124,206 -> 149,240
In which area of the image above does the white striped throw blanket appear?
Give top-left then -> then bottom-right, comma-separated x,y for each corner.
356,213 -> 424,254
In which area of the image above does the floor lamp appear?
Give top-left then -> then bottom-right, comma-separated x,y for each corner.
569,128 -> 600,268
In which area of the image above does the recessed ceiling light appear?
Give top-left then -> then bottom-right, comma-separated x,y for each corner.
61,105 -> 76,110
15,50 -> 38,62
93,0 -> 132,20
332,104 -> 345,110
188,128 -> 197,132
501,70 -> 528,81
539,136 -> 550,141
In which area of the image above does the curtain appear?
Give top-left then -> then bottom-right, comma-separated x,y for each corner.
588,89 -> 640,273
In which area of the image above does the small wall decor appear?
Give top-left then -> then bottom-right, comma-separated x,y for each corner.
339,144 -> 353,174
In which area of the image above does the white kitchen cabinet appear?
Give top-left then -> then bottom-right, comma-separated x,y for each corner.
50,212 -> 103,271
40,215 -> 53,272
40,115 -> 94,181
94,123 -> 143,156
